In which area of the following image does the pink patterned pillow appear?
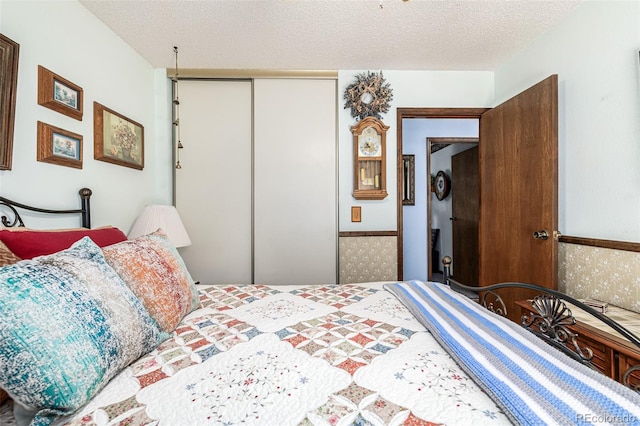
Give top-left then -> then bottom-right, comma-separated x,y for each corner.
102,230 -> 199,333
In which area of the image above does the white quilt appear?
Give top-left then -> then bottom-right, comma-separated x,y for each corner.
54,283 -> 510,425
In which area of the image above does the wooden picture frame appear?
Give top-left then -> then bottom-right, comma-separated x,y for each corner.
402,154 -> 415,206
93,102 -> 144,170
37,65 -> 83,120
37,121 -> 83,169
0,34 -> 20,170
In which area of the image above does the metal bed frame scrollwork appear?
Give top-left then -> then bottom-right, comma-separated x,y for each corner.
441,256 -> 640,391
0,188 -> 92,228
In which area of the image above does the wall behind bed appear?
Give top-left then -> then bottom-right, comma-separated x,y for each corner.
0,1 -> 172,231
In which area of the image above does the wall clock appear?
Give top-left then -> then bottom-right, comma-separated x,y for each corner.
352,116 -> 389,200
434,170 -> 451,201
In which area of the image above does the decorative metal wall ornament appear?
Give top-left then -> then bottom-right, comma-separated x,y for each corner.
172,46 -> 183,169
343,71 -> 393,120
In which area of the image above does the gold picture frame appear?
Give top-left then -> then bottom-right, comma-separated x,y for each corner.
93,102 -> 144,170
402,154 -> 415,206
0,34 -> 20,170
37,65 -> 83,120
37,121 -> 83,169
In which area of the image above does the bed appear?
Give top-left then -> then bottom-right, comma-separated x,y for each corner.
0,190 -> 639,426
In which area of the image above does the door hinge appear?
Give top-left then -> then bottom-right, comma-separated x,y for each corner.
553,230 -> 562,240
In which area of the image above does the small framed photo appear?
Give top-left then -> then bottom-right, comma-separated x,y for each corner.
37,65 -> 83,121
93,102 -> 144,170
37,121 -> 83,169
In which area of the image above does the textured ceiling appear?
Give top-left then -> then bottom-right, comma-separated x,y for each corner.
79,0 -> 581,71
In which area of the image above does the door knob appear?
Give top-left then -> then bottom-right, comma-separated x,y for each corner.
533,230 -> 549,240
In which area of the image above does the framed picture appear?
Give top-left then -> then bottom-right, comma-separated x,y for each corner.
93,102 -> 144,170
36,121 -> 83,169
402,154 -> 415,206
37,65 -> 83,121
0,34 -> 20,170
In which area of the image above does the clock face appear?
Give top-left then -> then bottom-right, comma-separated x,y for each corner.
358,127 -> 381,157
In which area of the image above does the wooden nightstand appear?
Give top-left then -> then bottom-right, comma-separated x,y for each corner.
516,299 -> 640,388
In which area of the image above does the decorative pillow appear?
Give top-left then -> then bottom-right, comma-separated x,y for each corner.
0,237 -> 168,426
0,226 -> 127,260
0,244 -> 22,405
102,229 -> 199,333
0,240 -> 20,267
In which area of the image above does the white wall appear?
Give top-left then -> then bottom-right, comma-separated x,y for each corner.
0,0 -> 495,250
7,0 -> 635,250
0,1 -> 172,231
495,0 -> 640,242
338,71 -> 494,232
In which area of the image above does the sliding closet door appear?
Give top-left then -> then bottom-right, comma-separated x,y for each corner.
176,80 -> 252,284
253,79 -> 337,285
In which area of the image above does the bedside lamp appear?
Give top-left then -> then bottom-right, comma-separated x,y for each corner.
128,205 -> 192,248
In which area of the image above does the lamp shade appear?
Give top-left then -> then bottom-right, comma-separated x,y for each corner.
128,205 -> 192,248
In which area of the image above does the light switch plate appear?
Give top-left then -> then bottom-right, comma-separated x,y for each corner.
351,206 -> 361,222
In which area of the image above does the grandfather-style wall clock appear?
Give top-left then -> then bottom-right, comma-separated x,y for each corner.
352,116 -> 389,200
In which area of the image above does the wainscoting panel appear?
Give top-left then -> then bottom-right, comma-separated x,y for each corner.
559,241 -> 640,313
339,235 -> 397,283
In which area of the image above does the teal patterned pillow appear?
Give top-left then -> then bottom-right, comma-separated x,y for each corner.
0,237 -> 169,426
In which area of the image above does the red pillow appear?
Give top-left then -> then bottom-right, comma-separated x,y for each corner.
0,227 -> 128,259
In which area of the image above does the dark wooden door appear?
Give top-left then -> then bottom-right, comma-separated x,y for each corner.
451,145 -> 479,286
479,75 -> 558,321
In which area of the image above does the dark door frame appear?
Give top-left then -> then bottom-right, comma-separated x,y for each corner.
396,108 -> 489,281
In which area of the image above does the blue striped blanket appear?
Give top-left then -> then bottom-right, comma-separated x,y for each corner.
385,280 -> 640,426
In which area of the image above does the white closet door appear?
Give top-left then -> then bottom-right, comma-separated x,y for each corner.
253,79 -> 337,285
176,80 -> 252,284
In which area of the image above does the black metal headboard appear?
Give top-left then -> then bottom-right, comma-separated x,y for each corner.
0,188 -> 92,228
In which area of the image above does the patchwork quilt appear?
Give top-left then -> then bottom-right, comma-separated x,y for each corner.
57,283 -> 511,425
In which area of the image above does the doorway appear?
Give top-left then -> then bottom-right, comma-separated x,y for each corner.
396,108 -> 488,282
428,138 -> 479,285
396,75 -> 558,323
